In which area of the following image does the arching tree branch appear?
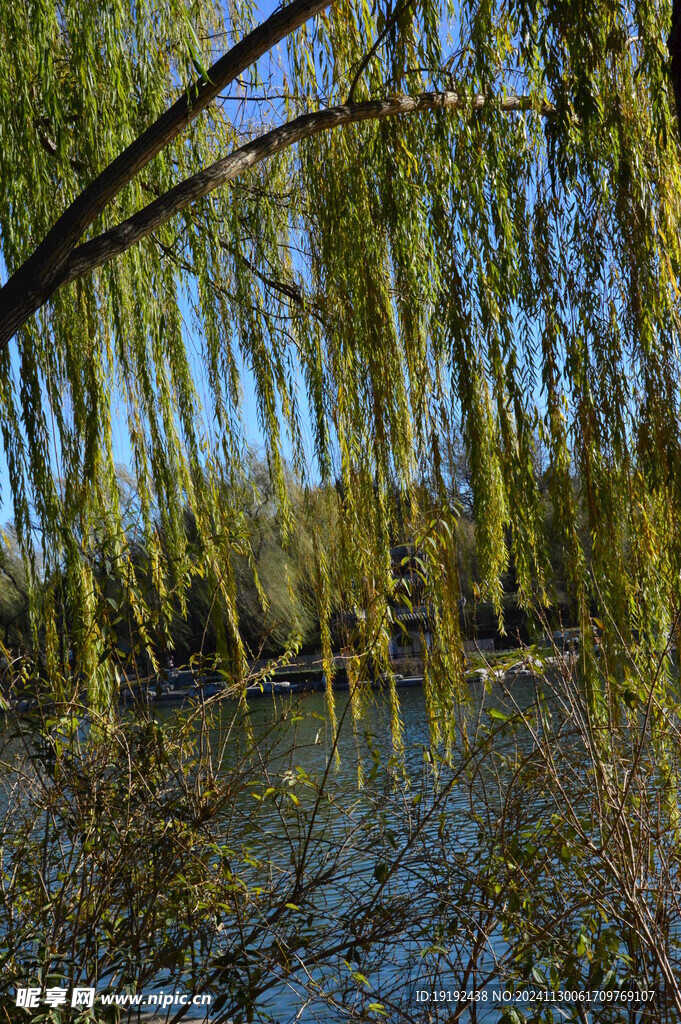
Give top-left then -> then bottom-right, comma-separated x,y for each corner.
34,92 -> 554,336
0,0 -> 332,345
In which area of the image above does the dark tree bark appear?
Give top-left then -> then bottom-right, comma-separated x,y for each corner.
0,90 -> 551,349
669,0 -> 681,137
0,0 -> 331,348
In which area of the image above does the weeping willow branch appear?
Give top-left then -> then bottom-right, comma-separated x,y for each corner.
7,91 -> 555,339
0,0 -> 332,346
345,0 -> 417,103
1,0 -> 675,745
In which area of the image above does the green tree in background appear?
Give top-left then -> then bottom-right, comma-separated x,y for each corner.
154,457 -> 323,661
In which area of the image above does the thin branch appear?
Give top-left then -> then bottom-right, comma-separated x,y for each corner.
217,237 -> 312,309
345,0 -> 417,104
34,123 -> 87,172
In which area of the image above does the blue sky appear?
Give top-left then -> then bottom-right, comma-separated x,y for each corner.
0,273 -> 309,524
0,3 -> 317,524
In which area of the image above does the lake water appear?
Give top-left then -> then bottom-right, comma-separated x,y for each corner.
156,674 -> 557,1023
4,671 -> 636,1023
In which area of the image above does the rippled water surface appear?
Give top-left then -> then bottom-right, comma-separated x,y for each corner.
159,677 -> 547,1022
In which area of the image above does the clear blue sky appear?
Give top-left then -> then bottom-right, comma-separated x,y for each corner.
0,4 -> 314,524
0,278 -> 311,523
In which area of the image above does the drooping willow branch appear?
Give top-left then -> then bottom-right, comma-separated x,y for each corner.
0,0 -> 332,347
0,91 -> 554,347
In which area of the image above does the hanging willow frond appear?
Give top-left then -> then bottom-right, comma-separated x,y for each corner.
0,0 -> 679,736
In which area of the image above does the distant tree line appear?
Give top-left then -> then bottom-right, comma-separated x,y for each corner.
0,443 -> 594,678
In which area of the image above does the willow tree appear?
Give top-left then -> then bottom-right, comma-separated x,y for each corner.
0,0 -> 680,727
